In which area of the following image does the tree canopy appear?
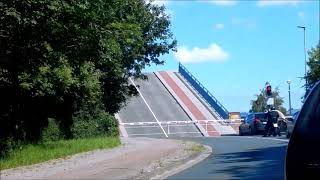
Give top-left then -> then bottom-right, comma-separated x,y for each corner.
306,42 -> 320,90
0,0 -> 176,150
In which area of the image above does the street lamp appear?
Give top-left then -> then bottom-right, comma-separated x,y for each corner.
297,26 -> 307,93
287,80 -> 292,115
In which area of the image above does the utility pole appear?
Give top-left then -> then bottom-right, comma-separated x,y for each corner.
297,26 -> 307,93
287,80 -> 292,115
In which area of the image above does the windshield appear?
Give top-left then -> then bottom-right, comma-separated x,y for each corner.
0,1 -> 319,179
255,113 -> 266,120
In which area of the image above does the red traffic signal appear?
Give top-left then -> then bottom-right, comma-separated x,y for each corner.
266,85 -> 272,96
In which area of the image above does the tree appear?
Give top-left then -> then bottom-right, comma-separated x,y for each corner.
0,0 -> 176,152
305,42 -> 320,92
251,87 -> 287,114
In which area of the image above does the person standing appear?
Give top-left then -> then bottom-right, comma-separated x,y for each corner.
263,108 -> 275,137
270,107 -> 280,136
264,109 -> 271,137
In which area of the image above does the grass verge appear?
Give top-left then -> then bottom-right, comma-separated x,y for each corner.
0,136 -> 120,170
186,143 -> 205,153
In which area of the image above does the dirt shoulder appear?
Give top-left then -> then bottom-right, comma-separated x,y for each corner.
1,137 -> 211,180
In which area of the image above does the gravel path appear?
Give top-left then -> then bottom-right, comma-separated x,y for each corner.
1,137 -> 211,180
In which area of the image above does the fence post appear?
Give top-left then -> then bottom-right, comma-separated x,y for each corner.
206,121 -> 208,133
167,123 -> 170,135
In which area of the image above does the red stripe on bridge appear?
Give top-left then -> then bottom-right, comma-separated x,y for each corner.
158,71 -> 219,136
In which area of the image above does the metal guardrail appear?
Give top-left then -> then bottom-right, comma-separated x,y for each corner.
178,62 -> 229,119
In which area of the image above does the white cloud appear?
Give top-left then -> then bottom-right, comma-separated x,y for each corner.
215,23 -> 225,29
257,0 -> 302,7
174,44 -> 229,64
298,11 -> 305,20
205,0 -> 237,6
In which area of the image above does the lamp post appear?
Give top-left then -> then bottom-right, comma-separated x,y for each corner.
287,80 -> 292,115
297,26 -> 307,93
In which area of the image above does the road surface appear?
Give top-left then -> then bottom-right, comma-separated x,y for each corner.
118,73 -> 202,138
169,136 -> 288,180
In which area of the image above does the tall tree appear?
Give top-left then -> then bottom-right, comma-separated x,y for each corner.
306,43 -> 320,92
251,87 -> 287,114
0,0 -> 176,146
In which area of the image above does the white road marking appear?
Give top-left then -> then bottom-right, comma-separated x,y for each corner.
241,136 -> 289,142
129,77 -> 168,137
129,132 -> 168,136
130,132 -> 203,136
260,137 -> 289,142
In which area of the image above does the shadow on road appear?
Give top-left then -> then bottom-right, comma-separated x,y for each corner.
211,145 -> 287,180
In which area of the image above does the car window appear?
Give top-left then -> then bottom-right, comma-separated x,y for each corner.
292,111 -> 300,122
255,113 -> 266,120
245,114 -> 252,123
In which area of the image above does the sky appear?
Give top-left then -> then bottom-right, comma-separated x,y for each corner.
143,0 -> 320,113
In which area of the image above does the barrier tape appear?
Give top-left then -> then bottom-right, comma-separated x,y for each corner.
120,119 -> 243,126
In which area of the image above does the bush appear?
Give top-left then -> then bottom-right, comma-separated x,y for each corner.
1,119 -> 62,158
71,111 -> 119,139
0,138 -> 14,159
71,119 -> 98,139
41,118 -> 62,142
96,112 -> 119,137
0,137 -> 26,159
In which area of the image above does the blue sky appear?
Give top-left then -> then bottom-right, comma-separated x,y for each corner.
144,0 -> 320,113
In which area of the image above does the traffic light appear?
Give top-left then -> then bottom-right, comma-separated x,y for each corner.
266,85 -> 272,97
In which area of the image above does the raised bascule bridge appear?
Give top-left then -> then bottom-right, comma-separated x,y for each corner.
117,63 -> 241,138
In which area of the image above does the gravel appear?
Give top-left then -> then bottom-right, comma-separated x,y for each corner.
1,137 -> 211,180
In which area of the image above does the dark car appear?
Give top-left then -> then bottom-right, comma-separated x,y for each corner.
286,81 -> 320,179
286,110 -> 300,138
239,112 -> 267,135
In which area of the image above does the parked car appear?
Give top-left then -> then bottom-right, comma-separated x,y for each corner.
286,81 -> 320,179
239,112 -> 267,135
286,111 -> 300,138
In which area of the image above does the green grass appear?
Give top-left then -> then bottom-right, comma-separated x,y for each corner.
0,137 -> 120,170
186,144 -> 205,153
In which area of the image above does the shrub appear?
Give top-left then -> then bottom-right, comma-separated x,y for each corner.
96,112 -> 119,137
71,111 -> 119,139
0,138 -> 13,159
41,118 -> 62,142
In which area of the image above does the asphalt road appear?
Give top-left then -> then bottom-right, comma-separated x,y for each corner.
118,73 -> 202,138
169,136 -> 289,180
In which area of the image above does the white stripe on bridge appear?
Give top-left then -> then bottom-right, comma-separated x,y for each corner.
129,77 -> 168,137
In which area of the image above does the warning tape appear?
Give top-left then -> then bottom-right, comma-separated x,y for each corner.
120,119 -> 243,126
